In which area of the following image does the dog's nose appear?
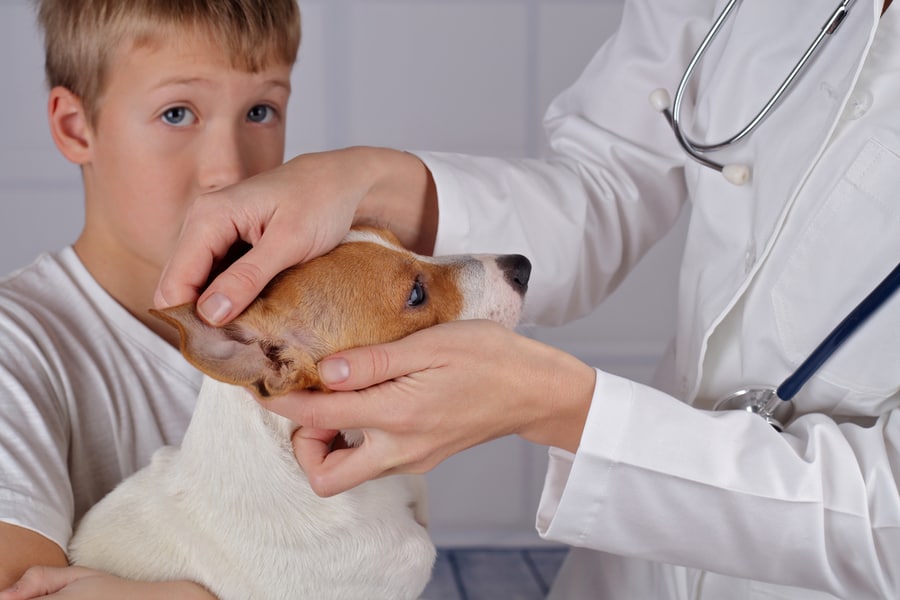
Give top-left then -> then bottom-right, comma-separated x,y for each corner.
497,254 -> 531,295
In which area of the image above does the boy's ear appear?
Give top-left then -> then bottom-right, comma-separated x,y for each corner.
47,86 -> 92,164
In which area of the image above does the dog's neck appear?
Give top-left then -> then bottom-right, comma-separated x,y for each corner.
180,376 -> 297,468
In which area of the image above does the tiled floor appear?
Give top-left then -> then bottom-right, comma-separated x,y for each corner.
422,547 -> 569,600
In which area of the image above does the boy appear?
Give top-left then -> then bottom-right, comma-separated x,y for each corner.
0,0 -> 300,596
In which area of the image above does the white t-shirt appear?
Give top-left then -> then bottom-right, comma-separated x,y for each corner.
0,248 -> 202,550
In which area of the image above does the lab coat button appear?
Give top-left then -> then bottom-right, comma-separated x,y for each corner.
744,244 -> 756,273
842,90 -> 873,120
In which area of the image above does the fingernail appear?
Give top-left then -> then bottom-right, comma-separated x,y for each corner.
319,357 -> 350,385
198,292 -> 232,325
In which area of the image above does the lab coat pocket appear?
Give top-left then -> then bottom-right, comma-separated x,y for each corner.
771,138 -> 900,398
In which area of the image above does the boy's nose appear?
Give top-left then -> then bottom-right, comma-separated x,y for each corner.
199,127 -> 248,191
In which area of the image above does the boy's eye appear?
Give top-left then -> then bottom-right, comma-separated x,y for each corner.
161,107 -> 196,127
247,104 -> 276,124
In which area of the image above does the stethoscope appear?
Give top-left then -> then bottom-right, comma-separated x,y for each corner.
649,0 -> 856,186
713,261 -> 900,431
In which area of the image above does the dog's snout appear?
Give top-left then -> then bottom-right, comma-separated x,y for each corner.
497,254 -> 531,295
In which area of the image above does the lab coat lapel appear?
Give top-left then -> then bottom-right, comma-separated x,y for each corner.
674,0 -> 880,401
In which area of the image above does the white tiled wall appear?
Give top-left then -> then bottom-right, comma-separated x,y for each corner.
0,0 -> 687,546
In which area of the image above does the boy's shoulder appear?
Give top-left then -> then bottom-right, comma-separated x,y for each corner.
0,246 -> 189,378
0,247 -> 88,312
0,247 -> 120,350
0,245 -> 198,420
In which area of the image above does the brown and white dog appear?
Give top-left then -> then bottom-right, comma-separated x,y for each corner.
68,227 -> 530,600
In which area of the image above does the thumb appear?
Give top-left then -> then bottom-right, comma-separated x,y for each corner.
317,332 -> 434,391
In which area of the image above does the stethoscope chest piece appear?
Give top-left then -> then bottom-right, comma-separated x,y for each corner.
712,260 -> 899,431
714,387 -> 794,432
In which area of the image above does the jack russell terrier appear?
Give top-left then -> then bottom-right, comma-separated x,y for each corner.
68,227 -> 531,600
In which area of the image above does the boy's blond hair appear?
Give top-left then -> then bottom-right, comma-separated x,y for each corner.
35,0 -> 301,125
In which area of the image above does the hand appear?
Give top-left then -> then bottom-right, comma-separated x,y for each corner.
0,566 -> 214,600
264,320 -> 596,497
154,146 -> 437,326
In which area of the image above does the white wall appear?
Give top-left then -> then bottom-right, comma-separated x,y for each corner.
0,0 -> 687,547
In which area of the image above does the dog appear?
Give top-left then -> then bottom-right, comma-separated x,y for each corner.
68,227 -> 531,600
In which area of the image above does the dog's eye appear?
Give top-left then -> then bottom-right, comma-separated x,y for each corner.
407,280 -> 426,307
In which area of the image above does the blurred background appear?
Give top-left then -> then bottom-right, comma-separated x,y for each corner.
0,0 -> 688,547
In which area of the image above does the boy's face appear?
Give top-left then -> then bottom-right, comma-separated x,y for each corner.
76,32 -> 291,293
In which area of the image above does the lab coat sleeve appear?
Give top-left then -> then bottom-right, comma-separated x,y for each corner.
412,0 -> 717,326
537,369 -> 900,599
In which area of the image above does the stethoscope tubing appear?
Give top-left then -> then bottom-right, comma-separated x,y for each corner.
776,260 -> 900,402
652,0 -> 855,183
673,0 -> 852,154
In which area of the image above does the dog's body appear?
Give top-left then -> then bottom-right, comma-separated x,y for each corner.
68,228 -> 530,600
70,377 -> 434,599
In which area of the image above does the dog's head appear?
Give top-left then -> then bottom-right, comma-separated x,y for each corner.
152,227 -> 530,398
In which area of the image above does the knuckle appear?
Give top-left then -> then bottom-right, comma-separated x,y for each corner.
307,471 -> 338,498
304,405 -> 324,431
364,345 -> 393,382
16,565 -> 47,590
193,190 -> 224,212
182,195 -> 218,228
20,565 -> 44,580
391,409 -> 419,433
299,401 -> 334,433
281,397 -> 316,428
221,261 -> 266,293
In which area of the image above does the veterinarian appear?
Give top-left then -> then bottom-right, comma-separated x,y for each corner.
156,0 -> 900,598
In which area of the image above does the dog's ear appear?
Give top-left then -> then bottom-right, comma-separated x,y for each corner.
150,305 -> 324,398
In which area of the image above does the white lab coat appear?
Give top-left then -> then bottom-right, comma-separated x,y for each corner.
419,0 -> 900,598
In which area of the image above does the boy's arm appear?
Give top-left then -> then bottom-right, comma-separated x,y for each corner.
0,524 -> 215,599
0,522 -> 67,588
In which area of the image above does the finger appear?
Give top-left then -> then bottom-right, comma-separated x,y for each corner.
292,434 -> 389,497
0,566 -> 93,599
265,390 -> 391,431
294,426 -> 341,446
155,202 -> 243,310
193,241 -> 303,325
156,192 -> 319,323
154,230 -> 230,311
291,427 -> 337,478
318,328 -> 440,391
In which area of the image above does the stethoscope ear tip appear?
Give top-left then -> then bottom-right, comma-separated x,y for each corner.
723,164 -> 751,185
650,88 -> 751,185
649,88 -> 671,112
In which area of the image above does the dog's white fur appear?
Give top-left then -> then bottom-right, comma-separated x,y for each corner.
68,229 -> 530,600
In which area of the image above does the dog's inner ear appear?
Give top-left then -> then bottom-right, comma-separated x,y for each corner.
150,304 -> 324,398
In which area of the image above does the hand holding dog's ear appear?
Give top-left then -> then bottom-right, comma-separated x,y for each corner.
264,320 -> 596,497
154,151 -> 359,325
154,147 -> 438,327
